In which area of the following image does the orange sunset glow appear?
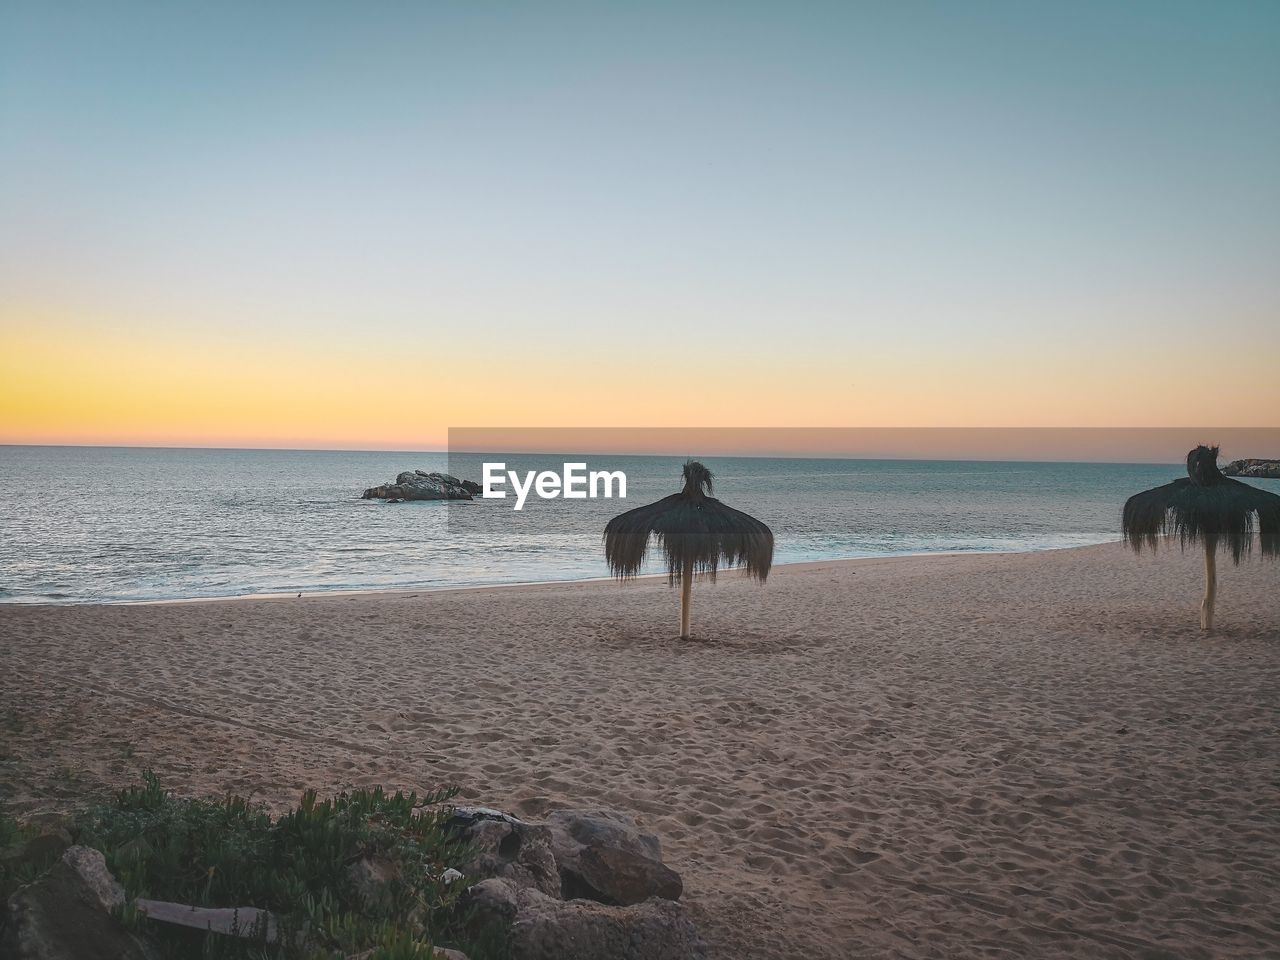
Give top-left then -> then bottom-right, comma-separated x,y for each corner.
4,306 -> 1277,452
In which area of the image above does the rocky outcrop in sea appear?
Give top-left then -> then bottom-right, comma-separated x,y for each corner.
1221,458 -> 1280,479
361,470 -> 483,501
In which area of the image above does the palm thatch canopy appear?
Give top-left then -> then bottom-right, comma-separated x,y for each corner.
603,461 -> 773,584
1122,445 -> 1280,564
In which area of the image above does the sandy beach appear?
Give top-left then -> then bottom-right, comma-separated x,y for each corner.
1,542 -> 1278,959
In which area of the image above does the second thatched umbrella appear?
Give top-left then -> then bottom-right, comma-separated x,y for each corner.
604,460 -> 773,639
1122,445 -> 1280,632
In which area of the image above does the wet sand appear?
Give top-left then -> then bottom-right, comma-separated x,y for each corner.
2,542 -> 1278,958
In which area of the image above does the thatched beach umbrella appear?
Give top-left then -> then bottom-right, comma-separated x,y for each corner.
604,461 -> 773,639
1122,445 -> 1280,631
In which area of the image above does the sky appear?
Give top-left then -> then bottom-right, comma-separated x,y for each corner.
1,1 -> 1278,452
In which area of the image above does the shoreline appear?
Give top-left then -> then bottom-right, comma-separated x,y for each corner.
130,550 -> 1022,606
16,541 -> 1125,608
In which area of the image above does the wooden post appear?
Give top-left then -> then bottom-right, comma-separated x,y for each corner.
1201,542 -> 1217,633
680,566 -> 693,639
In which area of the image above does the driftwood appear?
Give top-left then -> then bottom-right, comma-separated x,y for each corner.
135,898 -> 279,941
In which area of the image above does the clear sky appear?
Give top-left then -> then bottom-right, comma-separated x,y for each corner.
2,1 -> 1277,451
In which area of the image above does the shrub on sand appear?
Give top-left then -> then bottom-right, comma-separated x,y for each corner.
71,772 -> 499,959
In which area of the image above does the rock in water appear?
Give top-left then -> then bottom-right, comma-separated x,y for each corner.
1221,458 -> 1280,479
361,470 -> 477,501
4,846 -> 154,960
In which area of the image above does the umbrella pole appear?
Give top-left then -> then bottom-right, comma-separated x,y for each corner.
1201,541 -> 1217,633
680,567 -> 692,639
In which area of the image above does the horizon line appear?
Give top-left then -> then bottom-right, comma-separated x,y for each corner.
2,438 -> 1263,467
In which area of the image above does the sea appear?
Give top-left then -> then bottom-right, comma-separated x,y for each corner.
1,445 -> 1260,604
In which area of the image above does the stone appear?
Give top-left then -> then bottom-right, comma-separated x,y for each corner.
347,854 -> 398,911
463,878 -> 706,960
47,846 -> 125,912
361,471 -> 478,501
547,809 -> 681,903
514,892 -> 705,960
1222,458 -> 1280,479
135,899 -> 278,940
448,808 -> 560,898
547,809 -> 662,863
566,845 -> 683,906
462,876 -> 520,928
4,845 -> 155,960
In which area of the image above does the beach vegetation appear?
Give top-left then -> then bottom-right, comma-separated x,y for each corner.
0,812 -> 38,903
68,772 -> 502,959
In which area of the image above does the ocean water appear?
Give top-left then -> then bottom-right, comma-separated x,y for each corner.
0,445 -> 1245,604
